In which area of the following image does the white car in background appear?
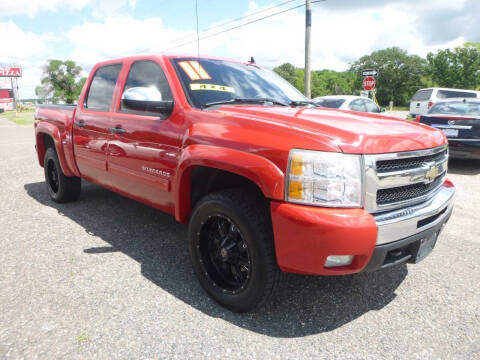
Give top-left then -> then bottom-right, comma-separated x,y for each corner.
409,87 -> 480,117
313,95 -> 385,113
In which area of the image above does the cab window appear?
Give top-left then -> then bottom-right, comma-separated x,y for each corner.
120,60 -> 173,114
85,64 -> 122,111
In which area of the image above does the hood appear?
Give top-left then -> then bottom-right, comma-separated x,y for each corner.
216,105 -> 446,154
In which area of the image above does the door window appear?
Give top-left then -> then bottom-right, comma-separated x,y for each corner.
364,99 -> 380,113
120,60 -> 173,114
85,64 -> 122,111
349,99 -> 366,112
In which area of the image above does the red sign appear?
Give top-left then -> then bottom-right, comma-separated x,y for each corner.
0,67 -> 22,77
363,76 -> 375,91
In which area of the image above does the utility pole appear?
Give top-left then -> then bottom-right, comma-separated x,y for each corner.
304,0 -> 311,98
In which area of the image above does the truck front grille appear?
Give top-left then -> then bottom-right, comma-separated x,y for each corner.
376,176 -> 444,205
376,149 -> 448,173
364,145 -> 449,213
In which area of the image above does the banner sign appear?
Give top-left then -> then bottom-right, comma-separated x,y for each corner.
0,67 -> 22,77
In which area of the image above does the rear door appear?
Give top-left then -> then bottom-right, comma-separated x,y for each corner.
107,59 -> 182,214
410,89 -> 433,116
73,63 -> 122,184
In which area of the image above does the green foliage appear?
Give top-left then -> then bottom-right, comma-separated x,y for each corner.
274,63 -> 357,98
349,47 -> 427,106
426,45 -> 480,90
39,60 -> 86,104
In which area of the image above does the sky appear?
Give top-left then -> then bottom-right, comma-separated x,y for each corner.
0,0 -> 478,99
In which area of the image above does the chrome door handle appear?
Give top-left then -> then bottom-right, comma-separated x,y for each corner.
74,121 -> 85,127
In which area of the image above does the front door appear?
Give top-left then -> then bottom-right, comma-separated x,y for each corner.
107,60 -> 182,214
73,63 -> 122,185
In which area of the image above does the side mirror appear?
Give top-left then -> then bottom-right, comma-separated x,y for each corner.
121,87 -> 174,116
380,107 -> 386,113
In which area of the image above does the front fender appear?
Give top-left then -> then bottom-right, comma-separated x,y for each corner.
35,122 -> 77,177
174,144 -> 285,223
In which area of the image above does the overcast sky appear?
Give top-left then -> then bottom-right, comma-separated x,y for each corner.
0,0 -> 478,98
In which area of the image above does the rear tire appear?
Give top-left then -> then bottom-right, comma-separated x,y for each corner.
44,148 -> 81,203
188,189 -> 280,312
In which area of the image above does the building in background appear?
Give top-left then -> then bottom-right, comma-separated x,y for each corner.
0,66 -> 21,111
0,78 -> 14,111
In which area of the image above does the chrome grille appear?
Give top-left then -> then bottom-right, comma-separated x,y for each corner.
377,176 -> 444,205
364,145 -> 448,213
376,149 -> 448,173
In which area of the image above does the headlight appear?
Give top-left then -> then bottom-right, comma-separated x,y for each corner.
286,149 -> 363,207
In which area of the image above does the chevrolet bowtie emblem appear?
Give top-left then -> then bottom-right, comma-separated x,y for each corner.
425,164 -> 439,182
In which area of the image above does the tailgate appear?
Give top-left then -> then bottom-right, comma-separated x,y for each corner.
420,116 -> 480,139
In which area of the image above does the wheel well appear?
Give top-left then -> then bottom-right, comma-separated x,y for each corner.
190,166 -> 265,210
37,133 -> 55,167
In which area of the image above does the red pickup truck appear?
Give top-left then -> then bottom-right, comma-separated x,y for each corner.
34,54 -> 455,312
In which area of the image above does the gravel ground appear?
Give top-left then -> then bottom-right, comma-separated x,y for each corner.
0,116 -> 479,359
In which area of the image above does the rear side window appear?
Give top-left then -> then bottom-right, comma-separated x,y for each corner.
122,60 -> 173,107
85,64 -> 122,111
411,89 -> 433,101
437,90 -> 477,99
316,99 -> 345,108
364,99 -> 380,113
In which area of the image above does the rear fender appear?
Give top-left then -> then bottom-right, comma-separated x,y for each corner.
174,144 -> 284,223
35,122 -> 77,177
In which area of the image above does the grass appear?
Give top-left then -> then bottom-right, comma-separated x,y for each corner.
1,109 -> 35,125
390,106 -> 409,111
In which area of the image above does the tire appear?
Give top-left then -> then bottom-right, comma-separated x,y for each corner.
188,189 -> 280,312
44,147 -> 81,203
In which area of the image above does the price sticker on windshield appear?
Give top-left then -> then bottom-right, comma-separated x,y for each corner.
179,61 -> 211,80
190,84 -> 235,93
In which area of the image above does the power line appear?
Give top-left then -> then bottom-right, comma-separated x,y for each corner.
136,0 -> 303,54
161,1 -> 311,53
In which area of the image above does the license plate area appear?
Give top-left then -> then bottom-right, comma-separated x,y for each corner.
441,128 -> 458,137
409,231 -> 439,263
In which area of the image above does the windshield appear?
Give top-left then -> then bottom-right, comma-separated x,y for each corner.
429,101 -> 480,117
172,58 -> 308,109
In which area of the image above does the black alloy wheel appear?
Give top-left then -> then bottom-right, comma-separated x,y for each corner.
43,147 -> 81,203
188,189 -> 280,312
198,214 -> 251,294
46,158 -> 60,194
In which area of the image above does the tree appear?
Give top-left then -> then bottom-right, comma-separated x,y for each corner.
426,45 -> 480,90
39,60 -> 86,104
274,63 -> 357,98
349,47 -> 427,106
274,63 -> 304,93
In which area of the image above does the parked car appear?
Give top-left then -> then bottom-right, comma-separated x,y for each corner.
410,87 -> 480,117
416,98 -> 480,159
313,95 -> 385,113
34,54 -> 454,312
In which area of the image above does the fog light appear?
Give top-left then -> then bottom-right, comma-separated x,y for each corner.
324,255 -> 354,268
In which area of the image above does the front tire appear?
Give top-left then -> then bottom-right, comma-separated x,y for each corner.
188,189 -> 280,312
44,148 -> 81,203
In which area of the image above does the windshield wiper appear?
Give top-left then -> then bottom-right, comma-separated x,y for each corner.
289,100 -> 319,107
204,97 -> 289,108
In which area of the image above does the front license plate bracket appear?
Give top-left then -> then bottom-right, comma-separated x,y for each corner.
409,232 -> 439,263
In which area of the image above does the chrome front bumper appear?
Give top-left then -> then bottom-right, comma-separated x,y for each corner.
374,185 -> 455,245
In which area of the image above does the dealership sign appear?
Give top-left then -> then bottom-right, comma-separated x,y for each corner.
0,67 -> 22,77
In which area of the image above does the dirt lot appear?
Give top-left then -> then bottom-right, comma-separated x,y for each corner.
0,117 -> 479,359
